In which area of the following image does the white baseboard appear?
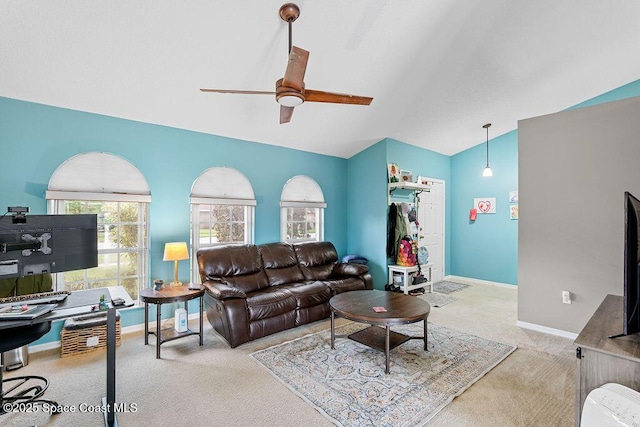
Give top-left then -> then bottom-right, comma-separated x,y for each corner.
446,275 -> 577,339
28,312 -> 201,354
445,275 -> 517,289
516,320 -> 578,340
28,340 -> 61,353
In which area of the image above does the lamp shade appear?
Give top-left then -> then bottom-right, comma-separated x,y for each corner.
163,242 -> 189,261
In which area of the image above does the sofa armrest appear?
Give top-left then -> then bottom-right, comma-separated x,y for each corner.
202,280 -> 247,300
333,262 -> 369,277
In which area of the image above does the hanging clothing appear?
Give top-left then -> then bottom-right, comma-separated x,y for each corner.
394,207 -> 408,262
387,203 -> 398,259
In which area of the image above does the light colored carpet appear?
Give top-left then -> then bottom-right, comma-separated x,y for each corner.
2,282 -> 576,426
418,291 -> 456,307
251,322 -> 516,427
433,281 -> 470,294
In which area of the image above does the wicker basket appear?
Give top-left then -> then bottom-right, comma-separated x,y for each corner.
60,311 -> 121,358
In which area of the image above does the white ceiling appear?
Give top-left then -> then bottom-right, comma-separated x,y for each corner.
2,1 -> 639,158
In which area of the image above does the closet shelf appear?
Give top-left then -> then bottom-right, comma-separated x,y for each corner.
388,182 -> 431,192
388,182 -> 430,205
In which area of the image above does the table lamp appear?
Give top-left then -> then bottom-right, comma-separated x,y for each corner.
163,242 -> 189,286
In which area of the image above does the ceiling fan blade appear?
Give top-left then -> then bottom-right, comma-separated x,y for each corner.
282,46 -> 309,92
280,105 -> 295,124
305,90 -> 373,105
200,88 -> 275,95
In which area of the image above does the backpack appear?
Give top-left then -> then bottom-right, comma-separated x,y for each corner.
397,236 -> 417,266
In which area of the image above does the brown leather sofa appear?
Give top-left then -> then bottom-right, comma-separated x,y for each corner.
197,241 -> 373,348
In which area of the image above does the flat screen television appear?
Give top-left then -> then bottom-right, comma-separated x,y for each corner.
617,191 -> 640,337
0,214 -> 98,279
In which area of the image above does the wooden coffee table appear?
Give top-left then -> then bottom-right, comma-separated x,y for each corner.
330,290 -> 430,374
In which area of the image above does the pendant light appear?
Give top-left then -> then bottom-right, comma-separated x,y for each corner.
482,123 -> 493,177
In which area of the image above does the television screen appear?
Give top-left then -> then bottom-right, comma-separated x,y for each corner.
623,192 -> 640,336
0,214 -> 98,279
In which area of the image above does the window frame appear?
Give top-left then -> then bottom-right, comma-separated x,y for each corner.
189,167 -> 257,281
190,198 -> 255,245
47,197 -> 150,301
280,203 -> 324,243
46,152 -> 151,302
280,175 -> 326,244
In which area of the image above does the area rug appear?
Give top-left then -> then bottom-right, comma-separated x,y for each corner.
432,281 -> 470,294
251,322 -> 516,427
417,291 -> 456,307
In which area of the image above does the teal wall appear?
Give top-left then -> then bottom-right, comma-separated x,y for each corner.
346,140 -> 388,287
0,97 -> 348,344
450,131 -> 519,284
346,138 -> 451,289
569,79 -> 640,110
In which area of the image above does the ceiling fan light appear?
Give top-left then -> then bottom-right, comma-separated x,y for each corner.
277,94 -> 304,107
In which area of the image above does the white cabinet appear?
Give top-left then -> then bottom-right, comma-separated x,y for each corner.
387,263 -> 433,294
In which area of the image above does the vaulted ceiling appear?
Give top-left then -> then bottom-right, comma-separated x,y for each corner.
2,1 -> 639,158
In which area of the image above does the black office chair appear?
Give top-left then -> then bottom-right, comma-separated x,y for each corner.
0,321 -> 58,414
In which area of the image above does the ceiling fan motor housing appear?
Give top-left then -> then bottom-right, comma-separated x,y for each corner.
279,3 -> 300,23
276,78 -> 305,106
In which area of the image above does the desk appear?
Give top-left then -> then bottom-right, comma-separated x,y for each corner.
387,264 -> 433,294
0,286 -> 133,427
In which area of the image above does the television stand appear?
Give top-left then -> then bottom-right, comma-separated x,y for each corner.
608,332 -> 627,339
574,294 -> 640,426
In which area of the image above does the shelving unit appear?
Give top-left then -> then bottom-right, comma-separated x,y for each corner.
388,182 -> 432,288
388,263 -> 433,294
387,182 -> 430,206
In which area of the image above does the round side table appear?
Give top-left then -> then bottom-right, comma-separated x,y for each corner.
139,284 -> 205,359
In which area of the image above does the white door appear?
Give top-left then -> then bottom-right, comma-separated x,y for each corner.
417,179 -> 445,283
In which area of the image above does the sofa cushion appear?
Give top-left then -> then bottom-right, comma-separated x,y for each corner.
197,245 -> 269,293
293,241 -> 338,281
246,286 -> 297,322
333,262 -> 368,276
321,277 -> 366,295
258,242 -> 305,286
283,281 -> 332,309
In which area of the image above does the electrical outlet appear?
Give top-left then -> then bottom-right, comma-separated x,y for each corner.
562,290 -> 572,304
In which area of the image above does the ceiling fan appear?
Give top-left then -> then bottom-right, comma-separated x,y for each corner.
200,3 -> 373,124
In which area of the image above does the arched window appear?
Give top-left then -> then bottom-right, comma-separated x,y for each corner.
46,152 -> 151,300
190,167 -> 256,276
280,175 -> 326,243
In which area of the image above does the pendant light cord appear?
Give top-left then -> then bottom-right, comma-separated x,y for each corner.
483,123 -> 491,167
485,125 -> 489,166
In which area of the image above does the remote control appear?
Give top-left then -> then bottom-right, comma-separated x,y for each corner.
111,297 -> 125,306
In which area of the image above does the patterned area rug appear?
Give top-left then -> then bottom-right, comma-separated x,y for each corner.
251,322 -> 516,427
417,291 -> 456,307
432,281 -> 470,294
